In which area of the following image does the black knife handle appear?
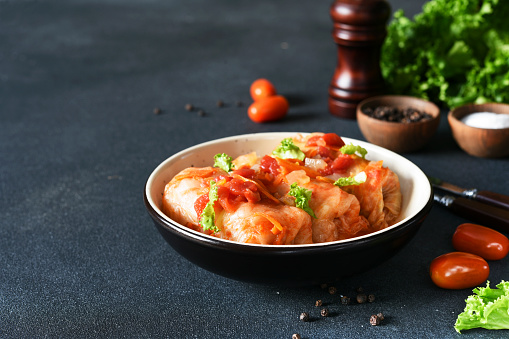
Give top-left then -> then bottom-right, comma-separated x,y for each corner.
476,190 -> 509,211
451,197 -> 509,233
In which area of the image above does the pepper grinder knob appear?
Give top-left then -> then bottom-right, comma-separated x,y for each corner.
328,0 -> 391,119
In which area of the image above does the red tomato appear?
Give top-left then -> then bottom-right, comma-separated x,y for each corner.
429,252 -> 489,289
250,79 -> 277,101
248,95 -> 288,123
452,223 -> 509,260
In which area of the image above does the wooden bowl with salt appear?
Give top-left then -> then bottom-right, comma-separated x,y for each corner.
448,103 -> 509,158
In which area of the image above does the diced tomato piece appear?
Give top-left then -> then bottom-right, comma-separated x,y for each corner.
305,135 -> 322,147
260,155 -> 280,176
322,133 -> 345,147
316,146 -> 330,158
194,194 -> 209,218
306,133 -> 345,148
330,154 -> 354,172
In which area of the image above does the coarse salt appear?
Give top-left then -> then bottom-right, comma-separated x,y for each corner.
461,112 -> 509,129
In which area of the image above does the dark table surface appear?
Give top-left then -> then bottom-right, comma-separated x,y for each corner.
2,0 -> 509,338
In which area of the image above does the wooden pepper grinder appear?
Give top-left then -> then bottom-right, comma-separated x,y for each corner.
329,0 -> 391,119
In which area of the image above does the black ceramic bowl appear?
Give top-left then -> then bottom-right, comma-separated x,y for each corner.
144,132 -> 433,286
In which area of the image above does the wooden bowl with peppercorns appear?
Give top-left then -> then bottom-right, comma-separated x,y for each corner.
356,95 -> 441,153
144,132 -> 433,286
448,103 -> 509,158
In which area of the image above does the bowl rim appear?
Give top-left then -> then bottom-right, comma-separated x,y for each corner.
357,95 -> 440,125
144,132 -> 433,250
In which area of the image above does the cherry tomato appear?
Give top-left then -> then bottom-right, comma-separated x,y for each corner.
429,252 -> 489,289
248,95 -> 288,123
452,223 -> 509,260
250,79 -> 277,101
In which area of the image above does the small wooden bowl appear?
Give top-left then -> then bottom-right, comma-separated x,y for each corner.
448,103 -> 509,158
356,95 -> 440,153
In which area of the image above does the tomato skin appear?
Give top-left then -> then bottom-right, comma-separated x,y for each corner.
250,79 -> 277,101
429,252 -> 489,289
452,223 -> 509,260
248,95 -> 288,123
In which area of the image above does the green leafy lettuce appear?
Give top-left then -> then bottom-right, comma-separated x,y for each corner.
272,138 -> 305,161
455,280 -> 509,333
288,183 -> 316,218
334,171 -> 367,187
340,143 -> 367,159
199,180 -> 220,233
214,153 -> 234,172
381,0 -> 509,108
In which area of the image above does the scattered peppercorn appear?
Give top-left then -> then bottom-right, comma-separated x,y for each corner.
328,286 -> 337,295
197,109 -> 205,117
153,107 -> 161,115
340,296 -> 351,305
356,286 -> 364,293
356,293 -> 367,304
292,334 -> 301,339
320,308 -> 329,317
299,312 -> 310,322
315,299 -> 323,307
320,283 -> 328,290
368,294 -> 375,303
236,100 -> 244,107
216,100 -> 224,107
370,313 -> 385,326
185,103 -> 194,111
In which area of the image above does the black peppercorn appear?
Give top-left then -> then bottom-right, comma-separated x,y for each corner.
368,294 -> 375,303
356,286 -> 364,293
185,103 -> 194,111
292,334 -> 301,339
153,107 -> 161,115
370,313 -> 384,326
356,293 -> 367,304
340,296 -> 351,305
216,100 -> 224,107
197,110 -> 205,117
320,308 -> 329,317
315,299 -> 323,307
236,100 -> 244,107
299,312 -> 309,322
320,283 -> 328,290
328,286 -> 337,295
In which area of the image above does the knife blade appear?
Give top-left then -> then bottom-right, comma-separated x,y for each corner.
428,176 -> 509,211
434,192 -> 509,233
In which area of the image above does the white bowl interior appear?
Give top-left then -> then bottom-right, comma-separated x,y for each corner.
146,132 -> 431,246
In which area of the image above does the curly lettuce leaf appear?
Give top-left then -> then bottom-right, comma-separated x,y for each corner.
288,183 -> 316,218
199,181 -> 220,233
213,153 -> 234,172
381,0 -> 509,108
272,138 -> 305,161
455,280 -> 509,333
340,143 -> 367,159
334,171 -> 367,187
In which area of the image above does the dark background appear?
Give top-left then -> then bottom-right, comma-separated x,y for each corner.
1,0 -> 508,338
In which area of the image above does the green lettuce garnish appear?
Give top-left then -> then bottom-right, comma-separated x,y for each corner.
288,183 -> 317,218
272,138 -> 305,161
213,153 -> 234,172
455,280 -> 509,333
381,0 -> 509,108
340,143 -> 367,159
199,180 -> 220,233
334,171 -> 367,187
